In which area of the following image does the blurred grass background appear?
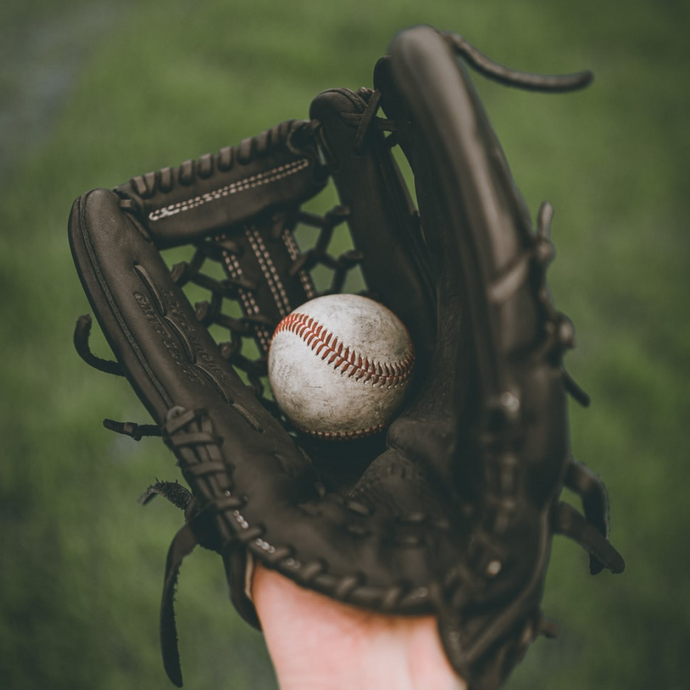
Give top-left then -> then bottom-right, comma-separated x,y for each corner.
0,0 -> 688,688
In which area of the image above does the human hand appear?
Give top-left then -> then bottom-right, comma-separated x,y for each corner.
253,564 -> 466,690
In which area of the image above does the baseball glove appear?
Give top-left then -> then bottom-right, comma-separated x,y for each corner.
69,25 -> 624,690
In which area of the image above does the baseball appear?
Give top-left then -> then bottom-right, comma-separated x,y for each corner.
268,294 -> 415,440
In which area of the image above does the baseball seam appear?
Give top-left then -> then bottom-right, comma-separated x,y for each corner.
273,311 -> 414,389
295,422 -> 388,440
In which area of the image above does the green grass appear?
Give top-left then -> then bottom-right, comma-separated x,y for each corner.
1,0 -> 688,688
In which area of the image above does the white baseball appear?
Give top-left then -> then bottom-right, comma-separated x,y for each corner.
268,294 -> 415,440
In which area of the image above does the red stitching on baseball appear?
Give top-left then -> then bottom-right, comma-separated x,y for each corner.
295,422 -> 388,440
273,311 -> 414,389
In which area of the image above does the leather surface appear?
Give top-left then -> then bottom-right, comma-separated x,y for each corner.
69,25 -> 624,690
116,120 -> 327,248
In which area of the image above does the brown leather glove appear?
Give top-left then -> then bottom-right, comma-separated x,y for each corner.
69,25 -> 624,690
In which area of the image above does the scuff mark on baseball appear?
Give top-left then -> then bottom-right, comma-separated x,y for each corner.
268,294 -> 415,440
